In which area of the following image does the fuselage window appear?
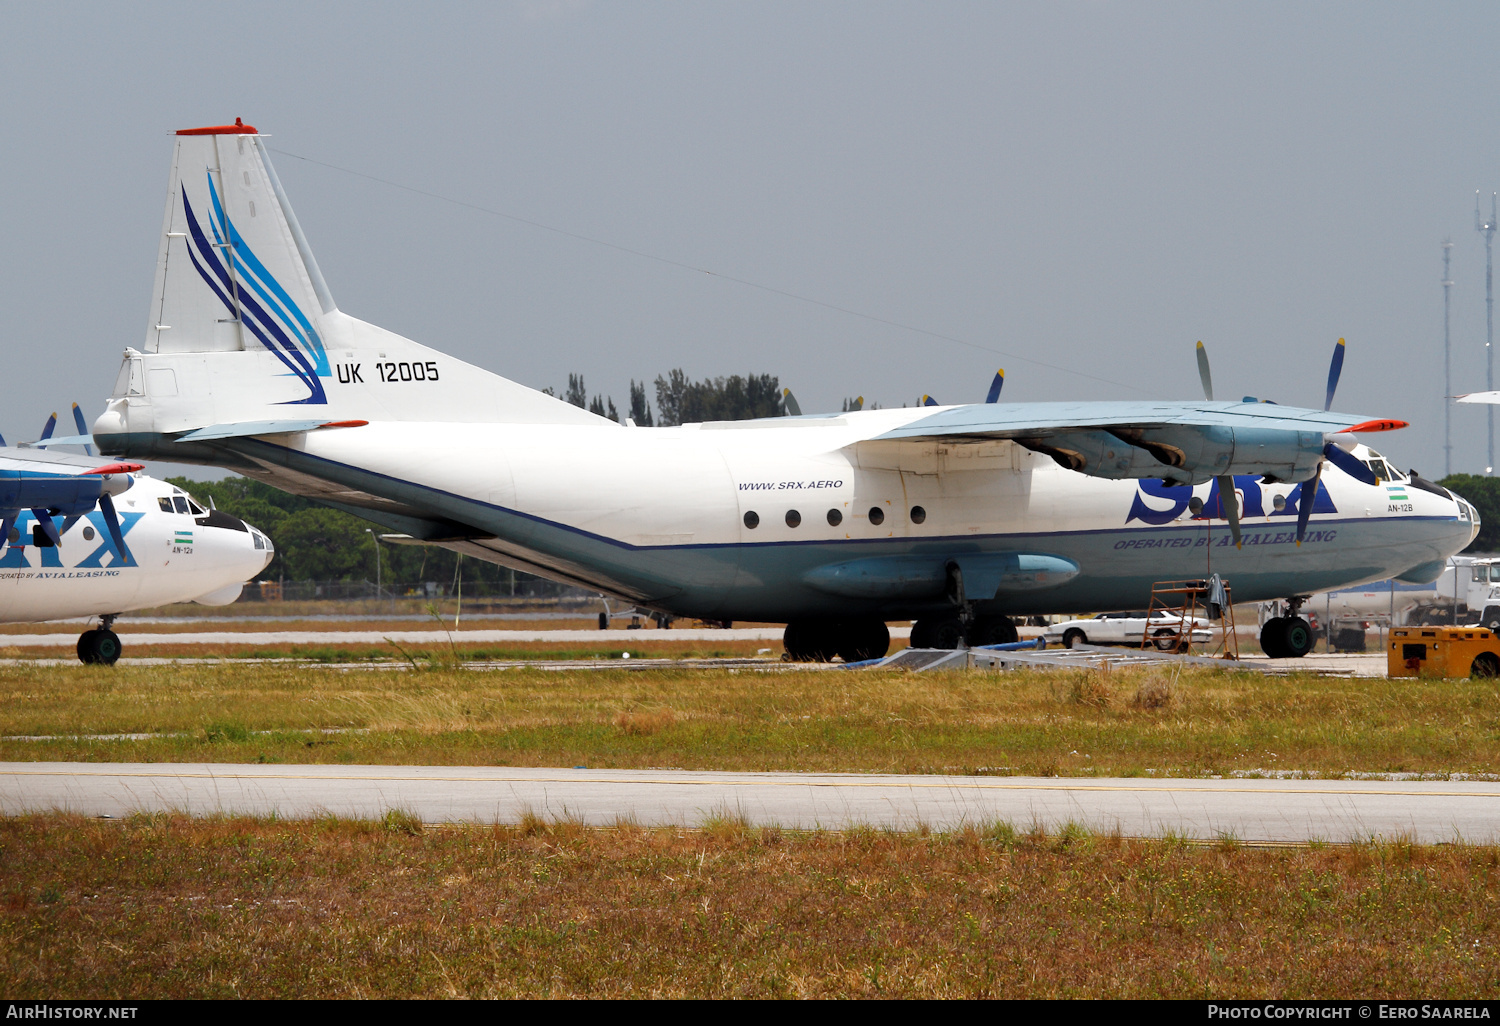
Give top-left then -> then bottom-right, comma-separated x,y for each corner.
826,508 -> 842,527
82,526 -> 95,541
910,505 -> 926,524
785,510 -> 801,528
743,511 -> 759,529
868,506 -> 885,526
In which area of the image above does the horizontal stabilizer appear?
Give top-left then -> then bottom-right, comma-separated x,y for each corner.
176,419 -> 368,442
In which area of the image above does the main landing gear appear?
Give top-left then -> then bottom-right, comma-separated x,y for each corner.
783,619 -> 891,663
1260,597 -> 1314,659
77,614 -> 123,666
910,614 -> 1017,650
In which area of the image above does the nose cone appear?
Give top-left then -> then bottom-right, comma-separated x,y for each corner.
199,509 -> 275,576
1444,485 -> 1482,550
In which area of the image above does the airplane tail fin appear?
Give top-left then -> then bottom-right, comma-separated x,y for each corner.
147,119 -> 335,397
98,119 -> 603,440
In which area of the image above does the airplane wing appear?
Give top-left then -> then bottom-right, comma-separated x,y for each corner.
0,447 -> 142,549
1455,391 -> 1500,404
848,400 -> 1402,485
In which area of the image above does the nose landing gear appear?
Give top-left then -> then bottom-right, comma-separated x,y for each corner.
1260,596 -> 1314,659
77,613 -> 122,666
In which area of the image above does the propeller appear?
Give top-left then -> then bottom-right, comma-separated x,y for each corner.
1194,337 -> 1372,545
71,404 -> 93,457
30,509 -> 61,547
1295,338 -> 1357,544
1324,338 -> 1345,411
96,492 -> 126,556
782,388 -> 802,417
1216,475 -> 1241,548
985,370 -> 1005,404
1321,442 -> 1378,486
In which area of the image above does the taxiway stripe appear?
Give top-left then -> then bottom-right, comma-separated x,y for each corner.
1,768 -> 1495,799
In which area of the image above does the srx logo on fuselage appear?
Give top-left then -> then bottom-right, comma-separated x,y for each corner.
0,510 -> 143,569
1126,475 -> 1337,526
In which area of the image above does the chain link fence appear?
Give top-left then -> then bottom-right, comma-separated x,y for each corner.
241,579 -> 597,603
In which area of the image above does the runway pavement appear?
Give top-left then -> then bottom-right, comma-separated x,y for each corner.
0,627 -> 796,647
3,762 -> 1495,843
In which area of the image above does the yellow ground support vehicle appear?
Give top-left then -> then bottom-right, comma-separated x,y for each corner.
1387,626 -> 1500,678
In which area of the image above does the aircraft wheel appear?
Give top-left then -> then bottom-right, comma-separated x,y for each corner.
914,616 -> 965,650
837,620 -> 890,663
1281,617 -> 1314,658
76,630 -> 97,663
1062,628 -> 1088,649
78,629 -> 122,666
1260,617 -> 1288,658
783,620 -> 838,662
967,616 -> 1018,647
1472,653 -> 1500,679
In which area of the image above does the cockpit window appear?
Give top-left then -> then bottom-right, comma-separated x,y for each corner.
158,497 -> 173,513
172,496 -> 190,515
1360,451 -> 1406,483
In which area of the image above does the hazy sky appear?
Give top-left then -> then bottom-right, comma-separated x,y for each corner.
5,1 -> 1500,480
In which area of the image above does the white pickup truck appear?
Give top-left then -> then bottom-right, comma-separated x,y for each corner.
1044,611 -> 1214,651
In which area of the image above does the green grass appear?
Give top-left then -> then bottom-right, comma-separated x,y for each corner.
0,661 -> 1497,777
1,813 -> 1496,998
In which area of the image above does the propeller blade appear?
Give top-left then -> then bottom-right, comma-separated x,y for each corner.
1324,338 -> 1346,411
1296,464 -> 1323,545
1322,441 -> 1378,485
98,492 -> 126,557
0,515 -> 13,550
852,396 -> 863,411
922,395 -> 938,407
37,412 -> 57,446
30,508 -> 60,548
71,403 -> 93,457
1216,475 -> 1241,548
1196,342 -> 1213,401
985,370 -> 1004,404
0,433 -> 6,448
782,388 -> 802,417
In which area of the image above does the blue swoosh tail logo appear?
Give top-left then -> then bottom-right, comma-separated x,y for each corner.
181,178 -> 328,405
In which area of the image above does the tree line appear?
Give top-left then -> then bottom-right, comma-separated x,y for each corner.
547,368 -> 789,426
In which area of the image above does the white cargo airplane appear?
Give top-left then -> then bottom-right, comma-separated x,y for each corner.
0,438 -> 274,663
89,120 -> 1479,661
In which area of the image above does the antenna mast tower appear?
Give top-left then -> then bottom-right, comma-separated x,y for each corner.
1478,193 -> 1497,473
1444,238 -> 1454,477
